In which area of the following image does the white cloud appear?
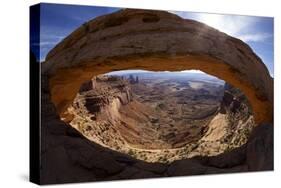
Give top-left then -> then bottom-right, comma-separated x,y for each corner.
40,34 -> 64,43
237,33 -> 272,42
193,14 -> 256,36
180,70 -> 204,74
39,41 -> 59,47
106,70 -> 149,75
171,11 -> 272,43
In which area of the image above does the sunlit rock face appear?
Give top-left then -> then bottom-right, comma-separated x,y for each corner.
64,71 -> 255,163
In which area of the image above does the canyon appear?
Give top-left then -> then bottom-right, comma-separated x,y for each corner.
65,71 -> 255,163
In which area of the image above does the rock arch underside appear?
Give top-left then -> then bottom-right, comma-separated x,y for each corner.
40,9 -> 273,184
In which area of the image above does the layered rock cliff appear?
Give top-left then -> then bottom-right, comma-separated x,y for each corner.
189,84 -> 255,157
66,75 -> 133,150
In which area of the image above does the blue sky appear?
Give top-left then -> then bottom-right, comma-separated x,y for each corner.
171,11 -> 274,76
31,3 -> 274,76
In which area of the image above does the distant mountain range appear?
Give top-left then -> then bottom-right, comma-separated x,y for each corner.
106,70 -> 225,85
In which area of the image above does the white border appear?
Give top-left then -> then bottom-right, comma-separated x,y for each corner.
0,0 -> 280,187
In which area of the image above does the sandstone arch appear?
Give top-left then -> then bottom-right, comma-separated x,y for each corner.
42,9 -> 273,124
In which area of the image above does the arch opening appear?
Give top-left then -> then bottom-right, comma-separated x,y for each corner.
49,54 -> 272,126
60,68 -> 256,163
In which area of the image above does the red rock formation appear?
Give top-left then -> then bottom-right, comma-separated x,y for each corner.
42,9 -> 273,124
